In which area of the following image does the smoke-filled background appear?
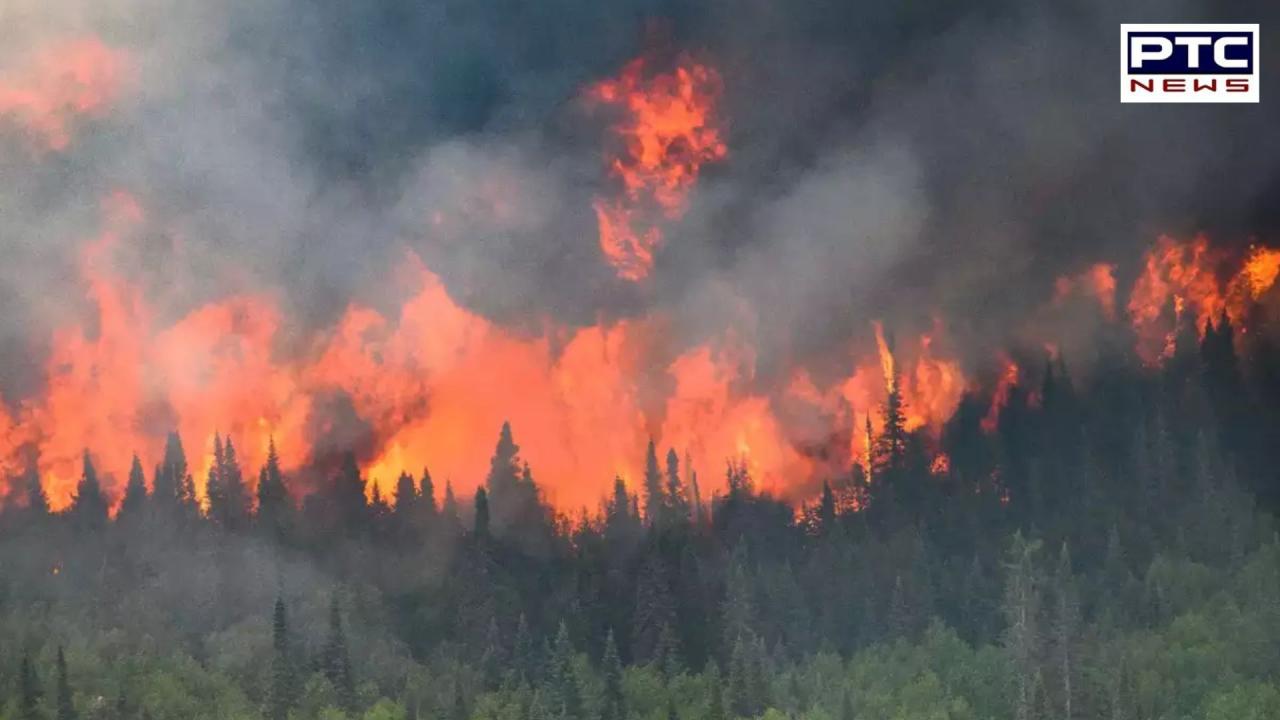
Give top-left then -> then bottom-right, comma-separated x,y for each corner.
3,0 -> 1280,509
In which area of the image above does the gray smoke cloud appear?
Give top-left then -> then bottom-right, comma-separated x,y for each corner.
2,0 -> 1279,404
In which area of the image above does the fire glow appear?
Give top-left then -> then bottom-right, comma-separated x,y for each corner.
587,56 -> 727,281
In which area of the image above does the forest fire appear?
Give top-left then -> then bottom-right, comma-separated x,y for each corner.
1127,235 -> 1280,365
586,56 -> 726,281
1,39 -> 1278,518
0,37 -> 127,151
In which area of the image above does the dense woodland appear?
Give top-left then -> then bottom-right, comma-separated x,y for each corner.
4,313 -> 1280,720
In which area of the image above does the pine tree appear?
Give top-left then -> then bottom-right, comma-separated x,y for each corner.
55,646 -> 75,720
25,466 -> 49,518
205,435 -> 227,524
70,451 -> 107,531
322,595 -> 355,713
642,439 -> 663,525
119,453 -> 148,522
268,597 -> 297,720
19,650 -> 41,720
256,438 -> 291,538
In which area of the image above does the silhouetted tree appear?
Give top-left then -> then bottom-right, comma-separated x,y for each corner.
70,451 -> 107,531
256,438 -> 291,538
118,453 -> 147,522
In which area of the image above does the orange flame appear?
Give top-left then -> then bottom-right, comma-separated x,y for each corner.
980,354 -> 1019,434
1127,235 -> 1280,365
0,38 -> 127,151
586,56 -> 726,280
1,192 -> 826,512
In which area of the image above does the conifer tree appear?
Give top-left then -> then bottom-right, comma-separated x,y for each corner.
600,630 -> 624,720
420,467 -> 438,516
256,438 -> 291,538
1003,532 -> 1043,720
512,612 -> 537,684
221,438 -> 250,529
633,553 -> 676,664
545,621 -> 581,720
55,646 -> 74,720
393,472 -> 418,517
642,439 -> 663,525
664,448 -> 688,525
154,431 -> 188,515
70,451 -> 107,531
119,453 -> 148,522
268,597 -> 297,720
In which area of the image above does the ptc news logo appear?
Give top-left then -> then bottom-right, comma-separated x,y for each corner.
1121,24 -> 1260,103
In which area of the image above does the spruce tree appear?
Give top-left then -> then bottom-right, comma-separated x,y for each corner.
119,453 -> 148,522
70,451 -> 107,531
206,434 -> 227,527
221,437 -> 250,530
256,438 -> 290,538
